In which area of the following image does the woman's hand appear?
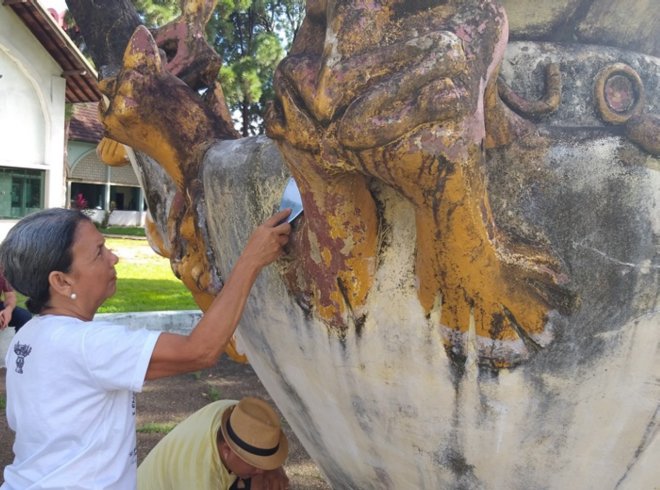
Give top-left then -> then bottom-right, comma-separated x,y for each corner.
238,209 -> 292,272
0,290 -> 17,330
145,209 -> 293,380
0,307 -> 11,330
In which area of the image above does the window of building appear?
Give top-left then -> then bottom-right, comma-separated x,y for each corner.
70,183 -> 145,211
0,167 -> 45,218
112,185 -> 144,211
70,182 -> 105,210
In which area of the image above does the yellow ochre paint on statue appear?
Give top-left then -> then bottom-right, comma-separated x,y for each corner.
97,22 -> 247,362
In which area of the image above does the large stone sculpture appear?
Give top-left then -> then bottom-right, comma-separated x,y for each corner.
67,0 -> 658,487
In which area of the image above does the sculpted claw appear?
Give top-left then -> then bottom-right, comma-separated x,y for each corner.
267,0 -> 577,366
93,0 -> 578,367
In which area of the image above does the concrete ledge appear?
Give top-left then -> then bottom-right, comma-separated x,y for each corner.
95,310 -> 202,335
1,310 -> 202,369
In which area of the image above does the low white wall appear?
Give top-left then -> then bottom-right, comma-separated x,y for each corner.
108,210 -> 146,227
0,210 -> 146,242
95,310 -> 201,334
86,209 -> 146,227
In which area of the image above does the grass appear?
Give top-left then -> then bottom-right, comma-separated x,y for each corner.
0,395 -> 5,410
205,386 -> 221,402
99,238 -> 199,313
15,238 -> 198,313
101,226 -> 146,237
137,422 -> 177,434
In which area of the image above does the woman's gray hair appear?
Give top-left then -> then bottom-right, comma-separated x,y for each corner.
0,208 -> 91,314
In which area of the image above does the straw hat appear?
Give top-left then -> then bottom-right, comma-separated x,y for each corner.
220,397 -> 289,470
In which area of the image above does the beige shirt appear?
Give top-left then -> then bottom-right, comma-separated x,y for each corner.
138,400 -> 238,490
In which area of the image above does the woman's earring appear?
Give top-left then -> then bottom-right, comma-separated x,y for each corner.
70,292 -> 77,300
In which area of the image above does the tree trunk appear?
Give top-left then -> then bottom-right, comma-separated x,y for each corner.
241,99 -> 250,137
66,0 -> 142,77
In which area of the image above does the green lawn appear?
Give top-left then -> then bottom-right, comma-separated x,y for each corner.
15,238 -> 198,313
136,422 -> 177,434
99,238 -> 198,313
100,226 -> 146,237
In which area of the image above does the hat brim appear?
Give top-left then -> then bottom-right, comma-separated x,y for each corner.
220,404 -> 289,471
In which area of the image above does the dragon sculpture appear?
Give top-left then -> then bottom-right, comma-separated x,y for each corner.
67,0 -> 658,487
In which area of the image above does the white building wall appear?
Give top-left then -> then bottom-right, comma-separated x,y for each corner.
0,5 -> 67,238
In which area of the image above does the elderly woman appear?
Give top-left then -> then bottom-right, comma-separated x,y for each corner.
0,207 -> 291,489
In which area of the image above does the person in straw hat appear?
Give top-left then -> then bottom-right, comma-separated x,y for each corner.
138,397 -> 289,490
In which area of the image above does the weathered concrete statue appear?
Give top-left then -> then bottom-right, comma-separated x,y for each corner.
67,0 -> 658,487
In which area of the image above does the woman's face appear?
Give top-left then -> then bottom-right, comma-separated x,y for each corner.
67,220 -> 119,314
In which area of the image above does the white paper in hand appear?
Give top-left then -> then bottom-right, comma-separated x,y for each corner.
278,177 -> 304,223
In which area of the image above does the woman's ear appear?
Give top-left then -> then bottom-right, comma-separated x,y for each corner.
48,270 -> 72,297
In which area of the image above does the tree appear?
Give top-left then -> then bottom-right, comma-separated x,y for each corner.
65,0 -> 304,136
207,0 -> 305,135
132,0 -> 180,26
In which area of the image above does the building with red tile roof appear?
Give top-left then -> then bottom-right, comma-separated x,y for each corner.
1,1 -> 144,235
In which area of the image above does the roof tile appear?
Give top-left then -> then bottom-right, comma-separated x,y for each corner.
69,102 -> 104,142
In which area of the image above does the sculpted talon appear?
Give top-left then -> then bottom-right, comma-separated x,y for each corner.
267,0 -> 576,366
94,0 -> 578,368
60,0 -> 660,485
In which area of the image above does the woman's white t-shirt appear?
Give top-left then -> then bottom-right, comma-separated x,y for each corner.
2,315 -> 161,489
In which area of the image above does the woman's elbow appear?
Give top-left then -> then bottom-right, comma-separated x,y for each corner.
195,343 -> 226,369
